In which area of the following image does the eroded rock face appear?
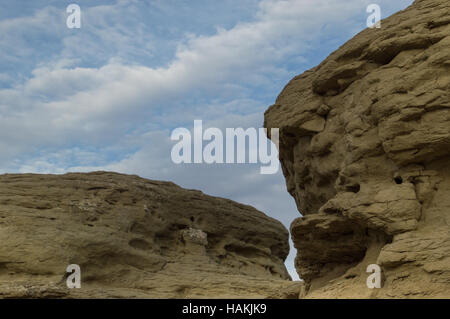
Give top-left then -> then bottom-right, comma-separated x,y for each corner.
265,0 -> 449,298
0,172 -> 300,298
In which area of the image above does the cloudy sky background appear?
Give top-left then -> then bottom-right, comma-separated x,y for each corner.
0,0 -> 414,280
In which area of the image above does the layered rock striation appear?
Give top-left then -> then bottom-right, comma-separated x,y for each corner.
0,172 -> 299,298
265,0 -> 449,298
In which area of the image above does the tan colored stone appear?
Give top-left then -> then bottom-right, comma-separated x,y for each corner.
0,172 -> 300,298
265,0 -> 450,298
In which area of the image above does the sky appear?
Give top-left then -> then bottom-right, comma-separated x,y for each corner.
0,0 -> 414,280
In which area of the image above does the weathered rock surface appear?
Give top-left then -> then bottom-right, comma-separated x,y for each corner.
265,0 -> 449,298
0,172 -> 300,298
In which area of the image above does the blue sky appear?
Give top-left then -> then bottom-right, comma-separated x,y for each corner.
0,0 -> 414,280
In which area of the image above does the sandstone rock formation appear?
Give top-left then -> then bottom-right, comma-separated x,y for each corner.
0,172 -> 300,298
265,0 -> 449,298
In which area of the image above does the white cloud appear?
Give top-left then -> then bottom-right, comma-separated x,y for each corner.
2,0 -> 410,159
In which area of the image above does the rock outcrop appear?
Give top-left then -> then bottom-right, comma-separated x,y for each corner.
0,172 -> 300,298
265,0 -> 449,298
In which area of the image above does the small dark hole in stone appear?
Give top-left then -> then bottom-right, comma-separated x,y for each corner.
347,184 -> 360,193
190,216 -> 195,222
394,176 -> 403,184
